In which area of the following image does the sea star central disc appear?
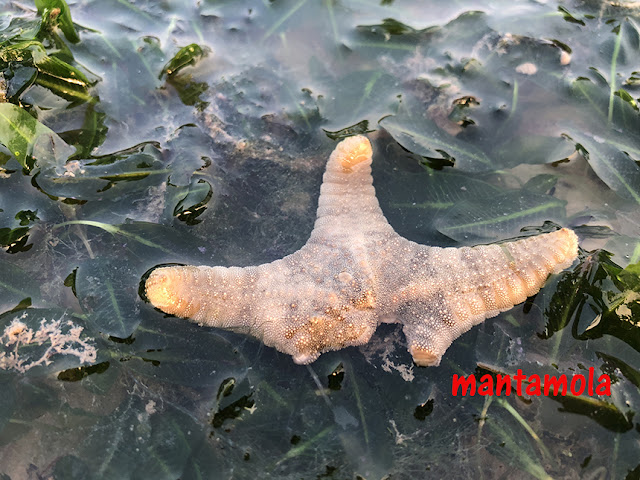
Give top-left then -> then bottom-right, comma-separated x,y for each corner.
145,135 -> 578,366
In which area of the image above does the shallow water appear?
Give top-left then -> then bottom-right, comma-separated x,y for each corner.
1,0 -> 639,478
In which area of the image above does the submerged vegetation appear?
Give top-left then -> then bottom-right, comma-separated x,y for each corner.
0,0 -> 639,478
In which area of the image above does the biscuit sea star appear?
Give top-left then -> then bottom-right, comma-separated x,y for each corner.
145,135 -> 578,366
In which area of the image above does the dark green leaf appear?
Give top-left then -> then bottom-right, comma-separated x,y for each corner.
557,6 -> 585,26
548,393 -> 633,433
598,351 -> 640,389
625,464 -> 640,480
160,43 -> 207,79
353,17 -> 426,52
0,226 -> 32,253
164,124 -> 212,186
359,18 -> 421,37
543,250 -> 640,353
35,0 -> 80,44
0,17 -> 42,44
571,132 -> 640,206
63,105 -> 108,159
543,250 -> 613,339
57,361 -> 110,382
173,178 -> 214,225
381,102 -> 493,172
36,147 -> 165,201
33,54 -> 92,103
14,209 -> 38,226
523,174 -> 559,195
569,75 -> 640,135
1,40 -> 91,102
618,262 -> 640,291
493,135 -> 576,168
614,89 -> 637,110
166,74 -> 209,109
4,65 -> 37,100
323,120 -> 372,140
0,103 -> 71,169
434,191 -> 566,242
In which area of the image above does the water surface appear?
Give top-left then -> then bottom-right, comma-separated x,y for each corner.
1,0 -> 639,478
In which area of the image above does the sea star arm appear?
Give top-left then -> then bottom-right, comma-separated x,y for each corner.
144,136 -> 386,363
144,253 -> 379,364
395,228 -> 578,366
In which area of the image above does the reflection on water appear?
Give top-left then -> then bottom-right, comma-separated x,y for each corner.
1,0 -> 639,478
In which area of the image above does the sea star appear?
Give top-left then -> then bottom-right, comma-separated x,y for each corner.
145,135 -> 578,366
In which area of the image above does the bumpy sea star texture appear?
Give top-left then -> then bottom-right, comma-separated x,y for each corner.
145,136 -> 578,366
